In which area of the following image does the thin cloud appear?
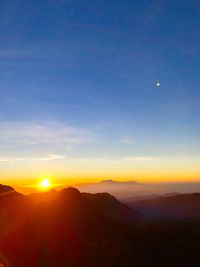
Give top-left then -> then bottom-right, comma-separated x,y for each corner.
35,154 -> 66,161
0,156 -> 24,163
0,121 -> 93,149
0,157 -> 10,163
121,137 -> 135,144
0,154 -> 65,164
124,157 -> 159,161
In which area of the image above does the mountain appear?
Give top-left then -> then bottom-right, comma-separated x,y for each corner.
75,179 -> 140,199
97,179 -> 137,185
0,186 -> 140,267
1,186 -> 200,267
75,180 -> 200,200
128,193 -> 200,221
0,184 -> 16,195
121,192 -> 179,203
83,192 -> 141,222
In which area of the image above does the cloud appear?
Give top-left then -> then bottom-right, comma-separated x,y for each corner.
35,154 -> 66,161
0,121 -> 93,151
121,137 -> 135,144
0,154 -> 66,164
0,156 -> 24,163
0,157 -> 10,163
124,157 -> 158,161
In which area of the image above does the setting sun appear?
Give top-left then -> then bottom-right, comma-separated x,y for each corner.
39,178 -> 51,190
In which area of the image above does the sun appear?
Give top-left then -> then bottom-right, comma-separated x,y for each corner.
39,178 -> 51,190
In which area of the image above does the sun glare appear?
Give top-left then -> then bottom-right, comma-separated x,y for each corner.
39,178 -> 51,190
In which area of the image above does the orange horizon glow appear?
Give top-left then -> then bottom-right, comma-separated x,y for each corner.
0,156 -> 200,193
2,170 -> 200,185
2,173 -> 200,187
0,165 -> 199,196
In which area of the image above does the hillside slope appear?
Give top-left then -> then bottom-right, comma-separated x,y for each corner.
128,193 -> 200,221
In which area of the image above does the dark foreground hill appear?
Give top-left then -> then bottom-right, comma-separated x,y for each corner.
0,185 -> 200,267
0,185 -> 140,267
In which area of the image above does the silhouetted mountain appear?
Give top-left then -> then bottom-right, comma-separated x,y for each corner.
122,192 -> 179,203
128,193 -> 200,221
1,186 -> 200,267
0,184 -> 16,195
83,192 -> 141,222
0,186 -> 140,267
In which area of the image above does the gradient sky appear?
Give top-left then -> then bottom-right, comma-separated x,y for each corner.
0,0 -> 200,186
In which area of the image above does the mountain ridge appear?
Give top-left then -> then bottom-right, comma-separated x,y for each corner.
1,185 -> 200,266
128,193 -> 200,221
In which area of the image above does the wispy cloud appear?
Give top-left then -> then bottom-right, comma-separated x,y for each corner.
0,156 -> 24,163
124,157 -> 159,162
0,121 -> 94,161
0,154 -> 66,164
121,137 -> 135,144
0,157 -> 10,163
0,121 -> 93,147
35,154 -> 66,161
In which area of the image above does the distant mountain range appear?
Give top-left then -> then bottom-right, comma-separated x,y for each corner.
122,192 -> 179,203
75,179 -> 138,188
127,193 -> 200,221
75,179 -> 141,199
75,180 -> 200,200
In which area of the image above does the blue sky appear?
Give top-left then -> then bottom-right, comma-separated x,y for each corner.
0,0 -> 200,183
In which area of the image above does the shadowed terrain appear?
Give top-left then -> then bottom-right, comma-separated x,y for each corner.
0,184 -> 200,267
127,193 -> 200,221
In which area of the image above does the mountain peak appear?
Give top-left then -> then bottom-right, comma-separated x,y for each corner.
61,187 -> 81,195
100,179 -> 118,183
0,184 -> 15,195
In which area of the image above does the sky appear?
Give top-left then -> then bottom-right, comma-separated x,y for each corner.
0,0 -> 200,187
